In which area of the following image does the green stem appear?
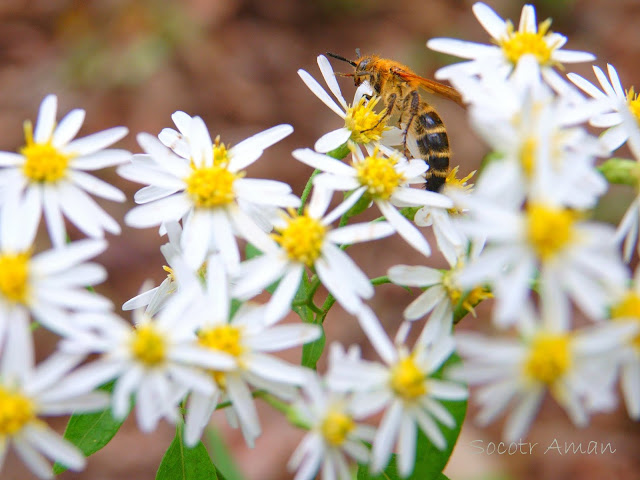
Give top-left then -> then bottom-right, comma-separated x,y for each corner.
298,169 -> 320,215
370,275 -> 391,286
254,391 -> 310,430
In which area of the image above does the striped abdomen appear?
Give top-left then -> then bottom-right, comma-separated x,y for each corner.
413,106 -> 449,192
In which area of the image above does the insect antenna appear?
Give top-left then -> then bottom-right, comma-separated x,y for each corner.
326,52 -> 357,67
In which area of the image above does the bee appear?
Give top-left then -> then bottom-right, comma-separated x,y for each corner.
327,50 -> 464,192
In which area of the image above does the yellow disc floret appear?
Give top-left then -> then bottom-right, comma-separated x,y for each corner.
185,164 -> 239,208
354,149 -> 404,200
390,354 -> 427,402
626,87 -> 640,126
443,166 -> 475,215
610,291 -> 640,351
498,18 -> 559,66
519,137 -> 537,178
197,324 -> 244,389
0,252 -> 31,304
212,135 -> 231,166
0,386 -> 36,436
273,209 -> 326,266
344,96 -> 387,145
320,410 -> 356,446
130,323 -> 167,367
441,268 -> 492,317
523,333 -> 572,385
20,120 -> 71,183
526,203 -> 577,261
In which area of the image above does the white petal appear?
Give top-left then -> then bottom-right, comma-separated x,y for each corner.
427,38 -> 499,60
65,127 -> 128,155
327,221 -> 394,245
503,389 -> 544,442
125,194 -> 191,228
379,200 -> 431,256
314,128 -> 351,153
357,306 -> 397,365
371,401 -> 403,472
52,109 -> 85,147
247,324 -> 321,352
292,148 -> 355,176
69,170 -> 126,202
472,2 -> 506,39
298,69 -> 345,118
70,149 -> 131,170
387,265 -> 442,287
34,94 -> 57,143
264,266 -> 303,325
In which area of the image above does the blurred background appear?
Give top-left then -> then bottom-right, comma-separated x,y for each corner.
1,0 -> 639,478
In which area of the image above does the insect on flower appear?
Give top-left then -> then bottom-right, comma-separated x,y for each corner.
327,50 -> 465,191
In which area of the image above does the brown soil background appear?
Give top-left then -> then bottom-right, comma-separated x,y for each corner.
1,0 -> 639,479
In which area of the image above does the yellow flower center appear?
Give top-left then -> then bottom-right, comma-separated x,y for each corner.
390,355 -> 427,402
184,164 -> 239,209
354,149 -> 404,200
610,291 -> 640,351
499,18 -> 558,66
442,269 -> 491,317
198,325 -> 244,389
626,87 -> 640,126
0,386 -> 36,436
130,323 -> 167,367
526,204 -> 577,261
212,136 -> 231,166
20,121 -> 71,183
0,252 -> 31,304
272,209 -> 326,266
320,410 -> 356,447
344,96 -> 387,145
523,333 -> 572,385
443,166 -> 475,215
519,137 -> 537,178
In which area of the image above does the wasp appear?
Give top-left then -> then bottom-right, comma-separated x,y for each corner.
327,50 -> 464,191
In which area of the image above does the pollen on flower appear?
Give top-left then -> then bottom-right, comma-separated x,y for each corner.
444,166 -> 475,215
0,252 -> 31,304
442,269 -> 491,317
498,18 -> 559,66
130,323 -> 167,367
0,387 -> 36,436
344,96 -> 387,145
390,355 -> 427,401
354,149 -> 404,200
272,209 -> 326,266
198,325 -> 244,388
185,164 -> 240,208
523,333 -> 572,385
626,87 -> 640,126
519,137 -> 537,178
212,135 -> 231,166
526,203 -> 577,261
320,410 -> 356,447
610,291 -> 640,351
20,121 -> 71,183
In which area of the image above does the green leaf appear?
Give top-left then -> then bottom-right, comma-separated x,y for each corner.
357,355 -> 467,480
204,427 -> 246,480
301,321 -> 325,369
244,242 -> 263,260
53,382 -> 125,475
156,423 -> 218,480
326,142 -> 351,160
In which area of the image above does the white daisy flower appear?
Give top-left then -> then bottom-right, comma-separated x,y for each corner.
453,301 -> 637,441
327,310 -> 467,477
231,187 -> 395,324
0,330 -> 109,479
450,56 -> 608,210
0,195 -> 111,343
292,147 -> 453,257
0,94 -> 130,247
119,114 -> 299,271
287,375 -> 375,480
454,168 -> 627,326
414,167 -> 477,264
179,255 -> 321,447
427,2 -> 595,95
607,266 -> 640,420
57,289 -> 236,434
567,63 -> 640,158
298,55 -> 402,154
388,249 -> 491,329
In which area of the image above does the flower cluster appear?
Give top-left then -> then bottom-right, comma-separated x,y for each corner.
0,3 -> 638,480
